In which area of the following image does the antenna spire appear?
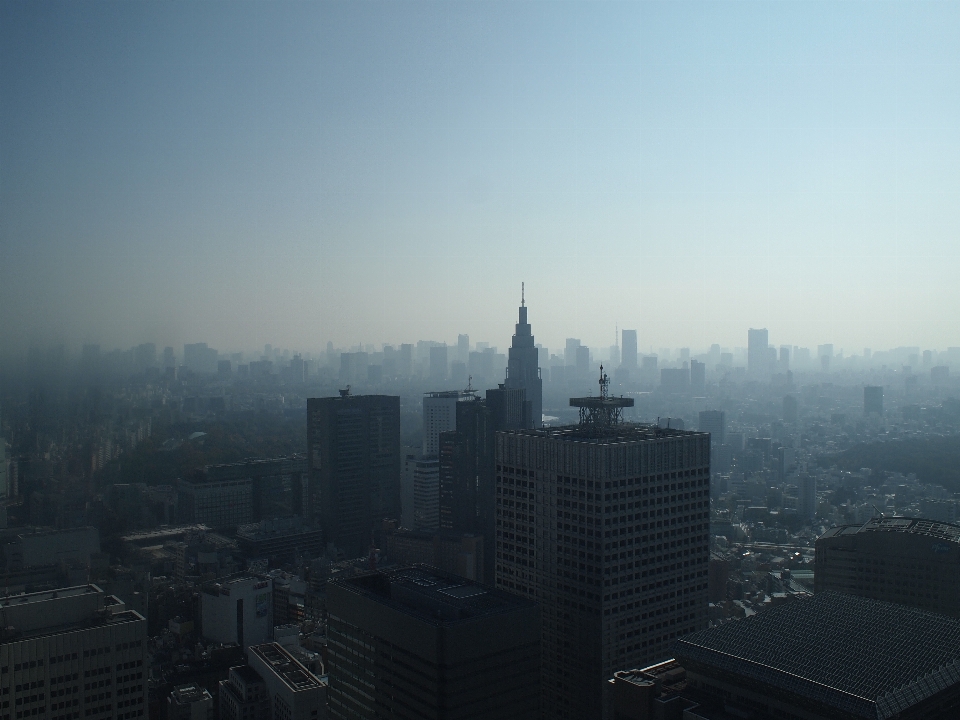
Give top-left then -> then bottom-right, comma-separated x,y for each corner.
521,282 -> 525,307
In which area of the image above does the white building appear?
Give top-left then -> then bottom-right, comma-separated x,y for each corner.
201,575 -> 273,648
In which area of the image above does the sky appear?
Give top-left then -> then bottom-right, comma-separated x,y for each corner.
2,0 -> 959,357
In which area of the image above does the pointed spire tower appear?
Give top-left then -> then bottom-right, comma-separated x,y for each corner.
505,282 -> 543,428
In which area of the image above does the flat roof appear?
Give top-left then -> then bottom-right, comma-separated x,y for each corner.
506,423 -> 708,445
249,643 -> 323,693
0,584 -> 102,608
333,564 -> 537,625
819,516 -> 960,544
674,592 -> 960,719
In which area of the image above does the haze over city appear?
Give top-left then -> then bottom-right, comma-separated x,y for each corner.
3,0 -> 960,357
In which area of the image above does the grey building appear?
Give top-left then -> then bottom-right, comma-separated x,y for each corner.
327,565 -> 540,720
307,392 -> 401,558
0,584 -> 147,720
864,385 -> 884,415
815,516 -> 960,617
247,642 -> 327,720
504,290 -> 543,428
672,592 -> 960,720
495,374 -> 711,720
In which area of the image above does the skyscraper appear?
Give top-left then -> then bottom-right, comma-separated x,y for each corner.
747,328 -> 769,379
621,330 -> 638,369
505,285 -> 543,428
307,392 -> 401,557
496,371 -> 711,719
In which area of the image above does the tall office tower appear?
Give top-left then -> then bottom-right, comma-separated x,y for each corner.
697,410 -> 725,446
565,338 -> 581,366
496,371 -> 711,720
429,345 -> 448,381
439,386 -> 526,582
747,328 -> 769,379
815,517 -> 960,617
504,287 -> 543,428
423,390 -> 476,457
779,345 -> 790,372
621,330 -> 638,369
307,392 -> 401,557
689,360 -> 705,395
327,565 -> 540,720
864,385 -> 884,415
576,345 -> 591,379
0,584 -> 148,720
797,473 -> 816,520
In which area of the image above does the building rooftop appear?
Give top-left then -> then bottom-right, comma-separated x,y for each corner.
334,564 -> 537,625
249,642 -> 323,693
819,516 -> 960,544
674,592 -> 960,720
510,423 -> 708,445
0,583 -> 101,608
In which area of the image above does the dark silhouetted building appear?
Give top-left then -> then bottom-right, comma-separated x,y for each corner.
815,516 -> 960,617
327,565 -> 540,720
505,287 -> 543,428
439,385 -> 527,582
864,385 -> 884,414
308,392 -> 401,557
496,373 -> 710,720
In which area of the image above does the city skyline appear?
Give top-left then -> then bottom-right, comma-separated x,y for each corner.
4,1 -> 960,355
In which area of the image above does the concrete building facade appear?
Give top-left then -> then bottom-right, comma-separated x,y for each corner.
495,423 -> 711,720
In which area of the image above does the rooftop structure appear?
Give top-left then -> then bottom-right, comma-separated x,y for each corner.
569,366 -> 634,431
674,591 -> 960,720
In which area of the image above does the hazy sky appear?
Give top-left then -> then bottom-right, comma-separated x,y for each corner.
2,1 -> 959,356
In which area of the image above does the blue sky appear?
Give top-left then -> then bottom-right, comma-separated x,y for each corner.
2,1 -> 959,355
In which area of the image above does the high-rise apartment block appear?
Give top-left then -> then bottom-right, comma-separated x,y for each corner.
815,517 -> 960,617
307,392 -> 401,557
495,373 -> 711,720
327,565 -> 540,720
0,584 -> 147,720
504,288 -> 543,428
